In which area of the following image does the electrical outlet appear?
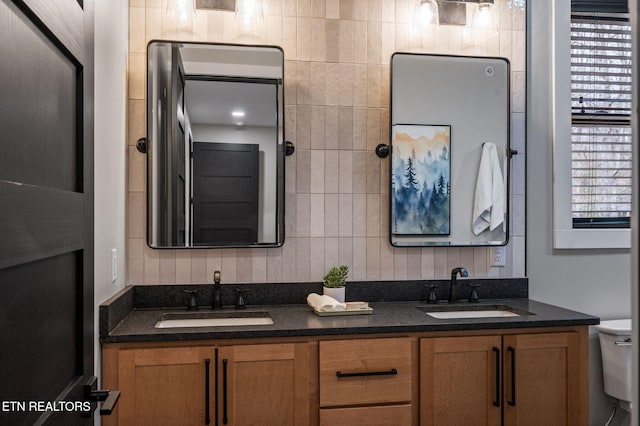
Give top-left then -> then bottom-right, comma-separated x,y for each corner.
491,246 -> 506,267
111,248 -> 118,283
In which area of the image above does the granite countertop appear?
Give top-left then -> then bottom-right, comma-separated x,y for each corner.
100,281 -> 599,344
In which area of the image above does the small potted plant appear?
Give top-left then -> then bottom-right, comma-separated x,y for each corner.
322,265 -> 349,303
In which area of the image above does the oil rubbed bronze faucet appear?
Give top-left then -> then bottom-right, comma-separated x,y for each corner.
212,270 -> 223,310
448,267 -> 469,303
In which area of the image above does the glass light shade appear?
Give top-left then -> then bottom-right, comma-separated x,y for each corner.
507,0 -> 526,11
165,0 -> 197,23
236,0 -> 264,27
411,0 -> 439,32
472,2 -> 495,29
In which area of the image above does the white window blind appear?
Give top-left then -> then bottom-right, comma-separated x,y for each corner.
570,14 -> 632,227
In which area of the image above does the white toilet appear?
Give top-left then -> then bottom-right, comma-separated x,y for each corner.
595,319 -> 633,415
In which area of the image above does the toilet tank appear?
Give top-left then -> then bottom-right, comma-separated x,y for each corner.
595,319 -> 632,403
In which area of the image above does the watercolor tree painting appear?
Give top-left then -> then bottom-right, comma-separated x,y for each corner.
391,124 -> 451,235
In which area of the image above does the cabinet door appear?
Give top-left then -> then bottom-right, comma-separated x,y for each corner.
118,346 -> 215,426
420,335 -> 502,426
503,332 -> 586,426
217,343 -> 313,426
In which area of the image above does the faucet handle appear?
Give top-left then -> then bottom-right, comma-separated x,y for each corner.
184,289 -> 199,310
466,284 -> 481,303
424,285 -> 439,304
234,288 -> 249,310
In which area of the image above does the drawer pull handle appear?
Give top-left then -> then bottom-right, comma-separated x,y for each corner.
336,368 -> 398,378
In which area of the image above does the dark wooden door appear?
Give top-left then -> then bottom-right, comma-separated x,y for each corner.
0,0 -> 94,425
192,142 -> 259,245
172,46 -> 187,245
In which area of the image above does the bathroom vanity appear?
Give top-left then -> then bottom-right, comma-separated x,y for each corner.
100,282 -> 598,426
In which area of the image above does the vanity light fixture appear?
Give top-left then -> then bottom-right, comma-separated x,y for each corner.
478,0 -> 494,10
427,0 -> 496,27
474,0 -> 495,28
411,0 -> 440,32
231,110 -> 245,117
165,0 -> 197,24
195,0 -> 236,11
235,0 -> 263,27
506,0 -> 526,12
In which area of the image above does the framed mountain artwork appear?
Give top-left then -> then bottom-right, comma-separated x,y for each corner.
391,124 -> 451,236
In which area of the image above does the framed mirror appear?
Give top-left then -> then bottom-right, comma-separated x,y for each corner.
390,53 -> 510,247
146,41 -> 285,248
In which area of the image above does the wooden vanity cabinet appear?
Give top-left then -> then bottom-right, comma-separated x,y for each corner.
421,335 -> 502,426
109,346 -> 215,426
502,332 -> 585,426
420,330 -> 588,426
318,337 -> 416,426
101,342 -> 315,426
102,327 -> 588,426
216,342 -> 315,426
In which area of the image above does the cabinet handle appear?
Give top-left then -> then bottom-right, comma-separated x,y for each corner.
508,346 -> 516,406
214,350 -> 219,426
222,358 -> 228,425
492,347 -> 500,407
205,358 -> 211,425
336,368 -> 398,378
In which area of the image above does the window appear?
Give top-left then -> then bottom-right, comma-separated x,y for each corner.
551,0 -> 631,248
570,14 -> 632,228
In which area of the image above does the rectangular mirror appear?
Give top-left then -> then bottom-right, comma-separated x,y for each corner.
146,41 -> 285,248
390,53 -> 510,247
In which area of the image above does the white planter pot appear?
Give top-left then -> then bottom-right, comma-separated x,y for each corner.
323,286 -> 345,303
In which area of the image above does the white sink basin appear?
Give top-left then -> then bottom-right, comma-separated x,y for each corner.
417,304 -> 532,320
155,312 -> 273,328
426,310 -> 520,319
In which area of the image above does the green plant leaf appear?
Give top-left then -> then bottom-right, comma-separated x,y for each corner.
322,265 -> 349,288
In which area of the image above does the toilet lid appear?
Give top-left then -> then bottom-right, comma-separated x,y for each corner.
595,319 -> 632,336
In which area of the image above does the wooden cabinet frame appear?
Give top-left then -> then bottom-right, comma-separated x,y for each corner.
420,328 -> 589,426
102,326 -> 588,426
217,342 -> 315,426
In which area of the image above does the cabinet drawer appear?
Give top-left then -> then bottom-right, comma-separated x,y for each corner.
319,337 -> 412,407
320,404 -> 413,426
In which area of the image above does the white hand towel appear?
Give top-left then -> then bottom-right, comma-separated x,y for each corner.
306,293 -> 346,312
472,143 -> 505,235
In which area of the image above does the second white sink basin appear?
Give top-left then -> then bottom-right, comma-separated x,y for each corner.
155,311 -> 273,328
417,304 -> 533,319
426,310 -> 520,319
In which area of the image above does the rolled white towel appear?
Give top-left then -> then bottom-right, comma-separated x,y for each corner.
307,293 -> 346,312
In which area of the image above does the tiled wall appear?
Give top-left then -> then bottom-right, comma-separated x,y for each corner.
126,0 -> 526,285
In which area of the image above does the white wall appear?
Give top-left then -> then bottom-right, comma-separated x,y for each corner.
94,0 -> 128,420
528,1 -> 632,424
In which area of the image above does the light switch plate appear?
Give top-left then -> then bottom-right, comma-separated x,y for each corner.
111,248 -> 118,283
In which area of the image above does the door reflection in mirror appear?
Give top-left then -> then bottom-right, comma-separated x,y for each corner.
146,41 -> 285,248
